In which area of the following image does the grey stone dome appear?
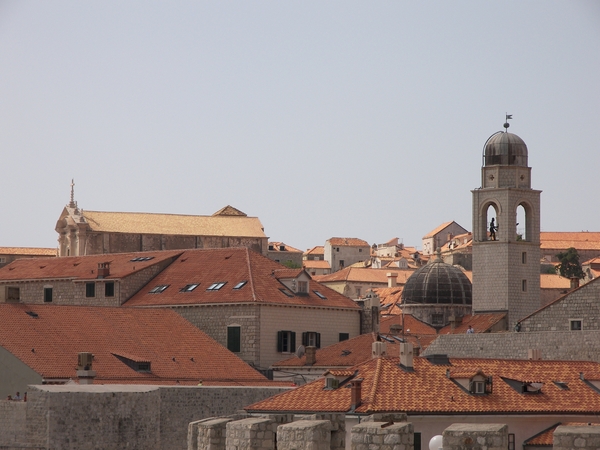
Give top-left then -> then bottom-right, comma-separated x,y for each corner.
484,132 -> 528,167
402,258 -> 472,305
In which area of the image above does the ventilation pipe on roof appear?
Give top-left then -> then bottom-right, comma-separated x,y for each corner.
350,379 -> 362,411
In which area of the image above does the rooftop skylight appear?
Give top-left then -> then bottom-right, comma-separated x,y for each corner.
180,284 -> 199,292
313,290 -> 327,299
149,285 -> 169,294
233,281 -> 248,290
131,256 -> 155,262
207,282 -> 227,291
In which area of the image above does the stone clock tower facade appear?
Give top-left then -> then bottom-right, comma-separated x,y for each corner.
472,124 -> 541,329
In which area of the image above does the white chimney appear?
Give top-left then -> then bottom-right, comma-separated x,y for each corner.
528,349 -> 542,360
372,341 -> 387,358
399,342 -> 414,369
387,272 -> 398,288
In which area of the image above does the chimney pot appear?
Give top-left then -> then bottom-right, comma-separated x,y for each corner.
387,272 -> 398,288
350,379 -> 362,410
305,346 -> 317,365
399,342 -> 414,369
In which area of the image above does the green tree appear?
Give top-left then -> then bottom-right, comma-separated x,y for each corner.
282,260 -> 302,269
555,247 -> 585,279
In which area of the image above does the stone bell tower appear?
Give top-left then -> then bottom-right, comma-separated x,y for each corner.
472,120 -> 541,329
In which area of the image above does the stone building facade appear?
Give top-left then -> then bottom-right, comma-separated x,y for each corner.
324,238 -> 370,272
55,189 -> 268,257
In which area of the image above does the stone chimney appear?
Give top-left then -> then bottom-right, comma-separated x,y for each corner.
399,343 -> 414,370
76,352 -> 97,384
97,262 -> 110,279
528,349 -> 541,360
570,277 -> 580,289
350,379 -> 362,411
305,346 -> 317,365
387,272 -> 398,288
372,341 -> 386,359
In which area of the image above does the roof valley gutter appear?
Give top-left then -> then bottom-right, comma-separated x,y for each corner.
245,248 -> 257,302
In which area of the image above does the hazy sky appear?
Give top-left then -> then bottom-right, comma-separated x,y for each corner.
1,1 -> 598,252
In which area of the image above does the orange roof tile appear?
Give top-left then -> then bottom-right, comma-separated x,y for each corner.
438,313 -> 507,335
273,333 -> 432,369
380,315 -> 437,336
305,246 -> 324,256
124,248 -> 359,309
303,260 -> 331,270
327,238 -> 370,247
422,222 -> 454,239
248,356 -> 600,415
0,304 -> 269,385
540,232 -> 600,250
82,210 -> 266,238
0,247 -> 57,256
0,250 -> 183,281
315,268 -> 414,285
540,274 -> 572,289
269,242 -> 302,253
524,423 -> 599,446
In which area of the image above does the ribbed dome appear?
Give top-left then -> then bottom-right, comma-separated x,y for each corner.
402,258 -> 472,305
484,132 -> 528,167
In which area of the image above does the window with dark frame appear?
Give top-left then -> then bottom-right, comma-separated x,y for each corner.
302,331 -> 321,348
180,283 -> 199,292
277,330 -> 296,353
227,326 -> 241,353
339,333 -> 349,342
105,282 -> 115,297
431,313 -> 444,325
297,281 -> 308,293
44,287 -> 52,303
522,279 -> 527,292
508,434 -> 515,450
86,282 -> 95,298
570,319 -> 582,331
522,252 -> 527,264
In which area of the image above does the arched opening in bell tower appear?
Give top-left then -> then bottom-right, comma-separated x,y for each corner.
485,203 -> 499,241
516,204 -> 527,241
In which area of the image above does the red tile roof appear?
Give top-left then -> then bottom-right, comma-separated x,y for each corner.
380,315 -> 437,337
540,232 -> 600,250
124,248 -> 359,309
524,423 -> 599,446
422,222 -> 454,239
0,304 -> 270,386
303,260 -> 331,270
327,238 -> 370,247
438,313 -> 507,335
272,333 -> 434,369
304,246 -> 324,256
0,247 -> 57,256
0,250 -> 183,281
248,356 -> 600,415
315,268 -> 414,284
269,242 -> 302,253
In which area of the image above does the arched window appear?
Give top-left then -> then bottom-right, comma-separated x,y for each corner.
485,204 -> 499,241
516,204 -> 527,241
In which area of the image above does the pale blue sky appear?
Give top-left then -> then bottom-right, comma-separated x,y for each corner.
1,1 -> 598,251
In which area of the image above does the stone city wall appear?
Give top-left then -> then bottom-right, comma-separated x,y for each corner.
423,330 -> 600,362
553,425 -> 600,450
0,385 -> 288,450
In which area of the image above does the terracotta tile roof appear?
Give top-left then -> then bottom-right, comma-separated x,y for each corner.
540,274 -> 572,289
303,260 -> 331,270
438,313 -> 507,335
248,356 -> 600,415
540,232 -> 600,250
524,423 -> 600,446
315,268 -> 414,284
124,248 -> 359,309
0,247 -> 57,256
380,315 -> 437,337
269,242 -> 302,253
327,238 -> 370,247
422,222 -> 454,239
82,210 -> 266,238
305,246 -> 324,256
0,304 -> 269,385
272,332 -> 432,369
374,287 -> 403,310
212,205 -> 247,216
0,250 -> 183,281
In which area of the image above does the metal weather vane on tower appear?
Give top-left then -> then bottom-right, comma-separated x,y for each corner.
504,113 -> 513,131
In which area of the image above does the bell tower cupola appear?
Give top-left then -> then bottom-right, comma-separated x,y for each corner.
472,117 -> 541,329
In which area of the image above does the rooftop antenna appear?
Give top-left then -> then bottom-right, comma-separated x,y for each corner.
69,179 -> 76,208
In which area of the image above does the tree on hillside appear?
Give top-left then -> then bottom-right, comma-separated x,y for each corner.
556,247 -> 585,280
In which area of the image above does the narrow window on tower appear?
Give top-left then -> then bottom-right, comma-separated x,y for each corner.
522,252 -> 527,264
522,279 -> 527,292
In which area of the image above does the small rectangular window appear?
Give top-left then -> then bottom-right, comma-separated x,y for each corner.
508,434 -> 515,450
277,330 -> 296,353
149,285 -> 169,294
180,283 -> 199,292
339,260 -> 345,269
313,290 -> 327,299
339,333 -> 349,342
355,287 -> 362,298
227,326 -> 241,353
207,282 -> 226,291
105,282 -> 115,297
7,287 -> 20,302
302,331 -> 321,348
233,281 -> 247,290
44,287 -> 53,303
431,313 -> 444,325
522,252 -> 527,264
86,282 -> 95,298
0,257 -> 6,263
570,319 -> 583,331
297,281 -> 308,293
522,279 -> 527,292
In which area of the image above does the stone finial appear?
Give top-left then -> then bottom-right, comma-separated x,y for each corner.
69,179 -> 76,208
